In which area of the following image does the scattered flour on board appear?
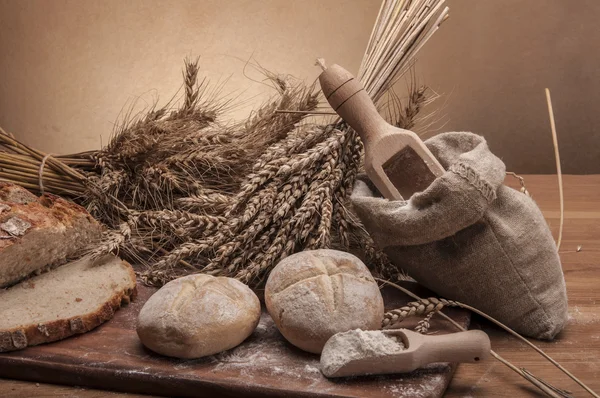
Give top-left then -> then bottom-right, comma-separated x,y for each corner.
383,373 -> 445,398
567,306 -> 600,325
170,311 -> 453,396
205,312 -> 322,381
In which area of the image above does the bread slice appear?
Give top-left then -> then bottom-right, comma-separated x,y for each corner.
0,182 -> 101,288
0,254 -> 136,352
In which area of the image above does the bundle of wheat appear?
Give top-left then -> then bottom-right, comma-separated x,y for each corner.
0,0 -> 449,288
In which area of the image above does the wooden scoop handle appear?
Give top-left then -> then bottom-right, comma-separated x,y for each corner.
408,330 -> 491,367
319,64 -> 391,148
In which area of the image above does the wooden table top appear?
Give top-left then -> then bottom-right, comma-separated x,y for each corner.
2,174 -> 599,397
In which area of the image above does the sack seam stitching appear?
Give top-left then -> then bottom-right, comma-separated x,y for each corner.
449,163 -> 497,202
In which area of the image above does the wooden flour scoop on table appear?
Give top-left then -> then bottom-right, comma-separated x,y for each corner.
321,329 -> 491,378
319,64 -> 445,200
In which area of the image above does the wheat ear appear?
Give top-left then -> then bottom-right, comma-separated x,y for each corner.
382,297 -> 451,327
415,312 -> 435,334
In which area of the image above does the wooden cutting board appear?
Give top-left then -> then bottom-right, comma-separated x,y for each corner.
0,281 -> 470,398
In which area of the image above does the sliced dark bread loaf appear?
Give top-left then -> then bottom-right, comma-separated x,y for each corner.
0,182 -> 101,288
0,254 -> 137,352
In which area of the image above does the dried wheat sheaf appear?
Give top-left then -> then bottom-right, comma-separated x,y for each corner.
0,0 -> 448,289
81,59 -> 431,288
0,58 -> 431,289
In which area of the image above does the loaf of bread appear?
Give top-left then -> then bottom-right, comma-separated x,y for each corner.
0,254 -> 136,352
0,182 -> 101,288
265,249 -> 384,354
137,274 -> 261,359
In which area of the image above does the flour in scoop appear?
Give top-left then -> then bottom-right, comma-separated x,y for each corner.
320,329 -> 405,377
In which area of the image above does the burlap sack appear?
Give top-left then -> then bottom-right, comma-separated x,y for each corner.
351,132 -> 568,339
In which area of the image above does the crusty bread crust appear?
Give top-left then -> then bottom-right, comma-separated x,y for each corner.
0,182 -> 102,288
0,261 -> 137,353
136,274 -> 261,359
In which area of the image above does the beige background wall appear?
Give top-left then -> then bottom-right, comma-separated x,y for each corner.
417,0 -> 600,174
0,0 -> 598,173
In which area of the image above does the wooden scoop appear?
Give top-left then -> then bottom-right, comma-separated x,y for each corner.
319,64 -> 445,200
320,328 -> 490,378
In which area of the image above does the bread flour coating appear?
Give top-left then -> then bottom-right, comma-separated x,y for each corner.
137,274 -> 260,359
265,249 -> 384,354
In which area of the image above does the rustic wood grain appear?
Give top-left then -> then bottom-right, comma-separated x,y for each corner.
0,379 -> 155,398
2,174 -> 599,397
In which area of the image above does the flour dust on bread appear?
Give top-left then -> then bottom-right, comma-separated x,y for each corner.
137,274 -> 261,359
0,182 -> 101,288
265,249 -> 384,354
0,254 -> 136,352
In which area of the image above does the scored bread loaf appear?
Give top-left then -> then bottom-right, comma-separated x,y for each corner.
0,254 -> 136,352
0,182 -> 101,288
265,250 -> 384,354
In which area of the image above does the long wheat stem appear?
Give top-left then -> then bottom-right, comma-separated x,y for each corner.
545,88 -> 564,251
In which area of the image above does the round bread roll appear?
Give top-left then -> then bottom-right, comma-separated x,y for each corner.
265,249 -> 384,354
137,274 -> 260,359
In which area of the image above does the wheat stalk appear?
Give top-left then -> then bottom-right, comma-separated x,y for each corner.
545,88 -> 564,251
358,0 -> 449,104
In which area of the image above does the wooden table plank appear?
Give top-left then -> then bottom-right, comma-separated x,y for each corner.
0,379 -> 155,397
3,175 -> 600,397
